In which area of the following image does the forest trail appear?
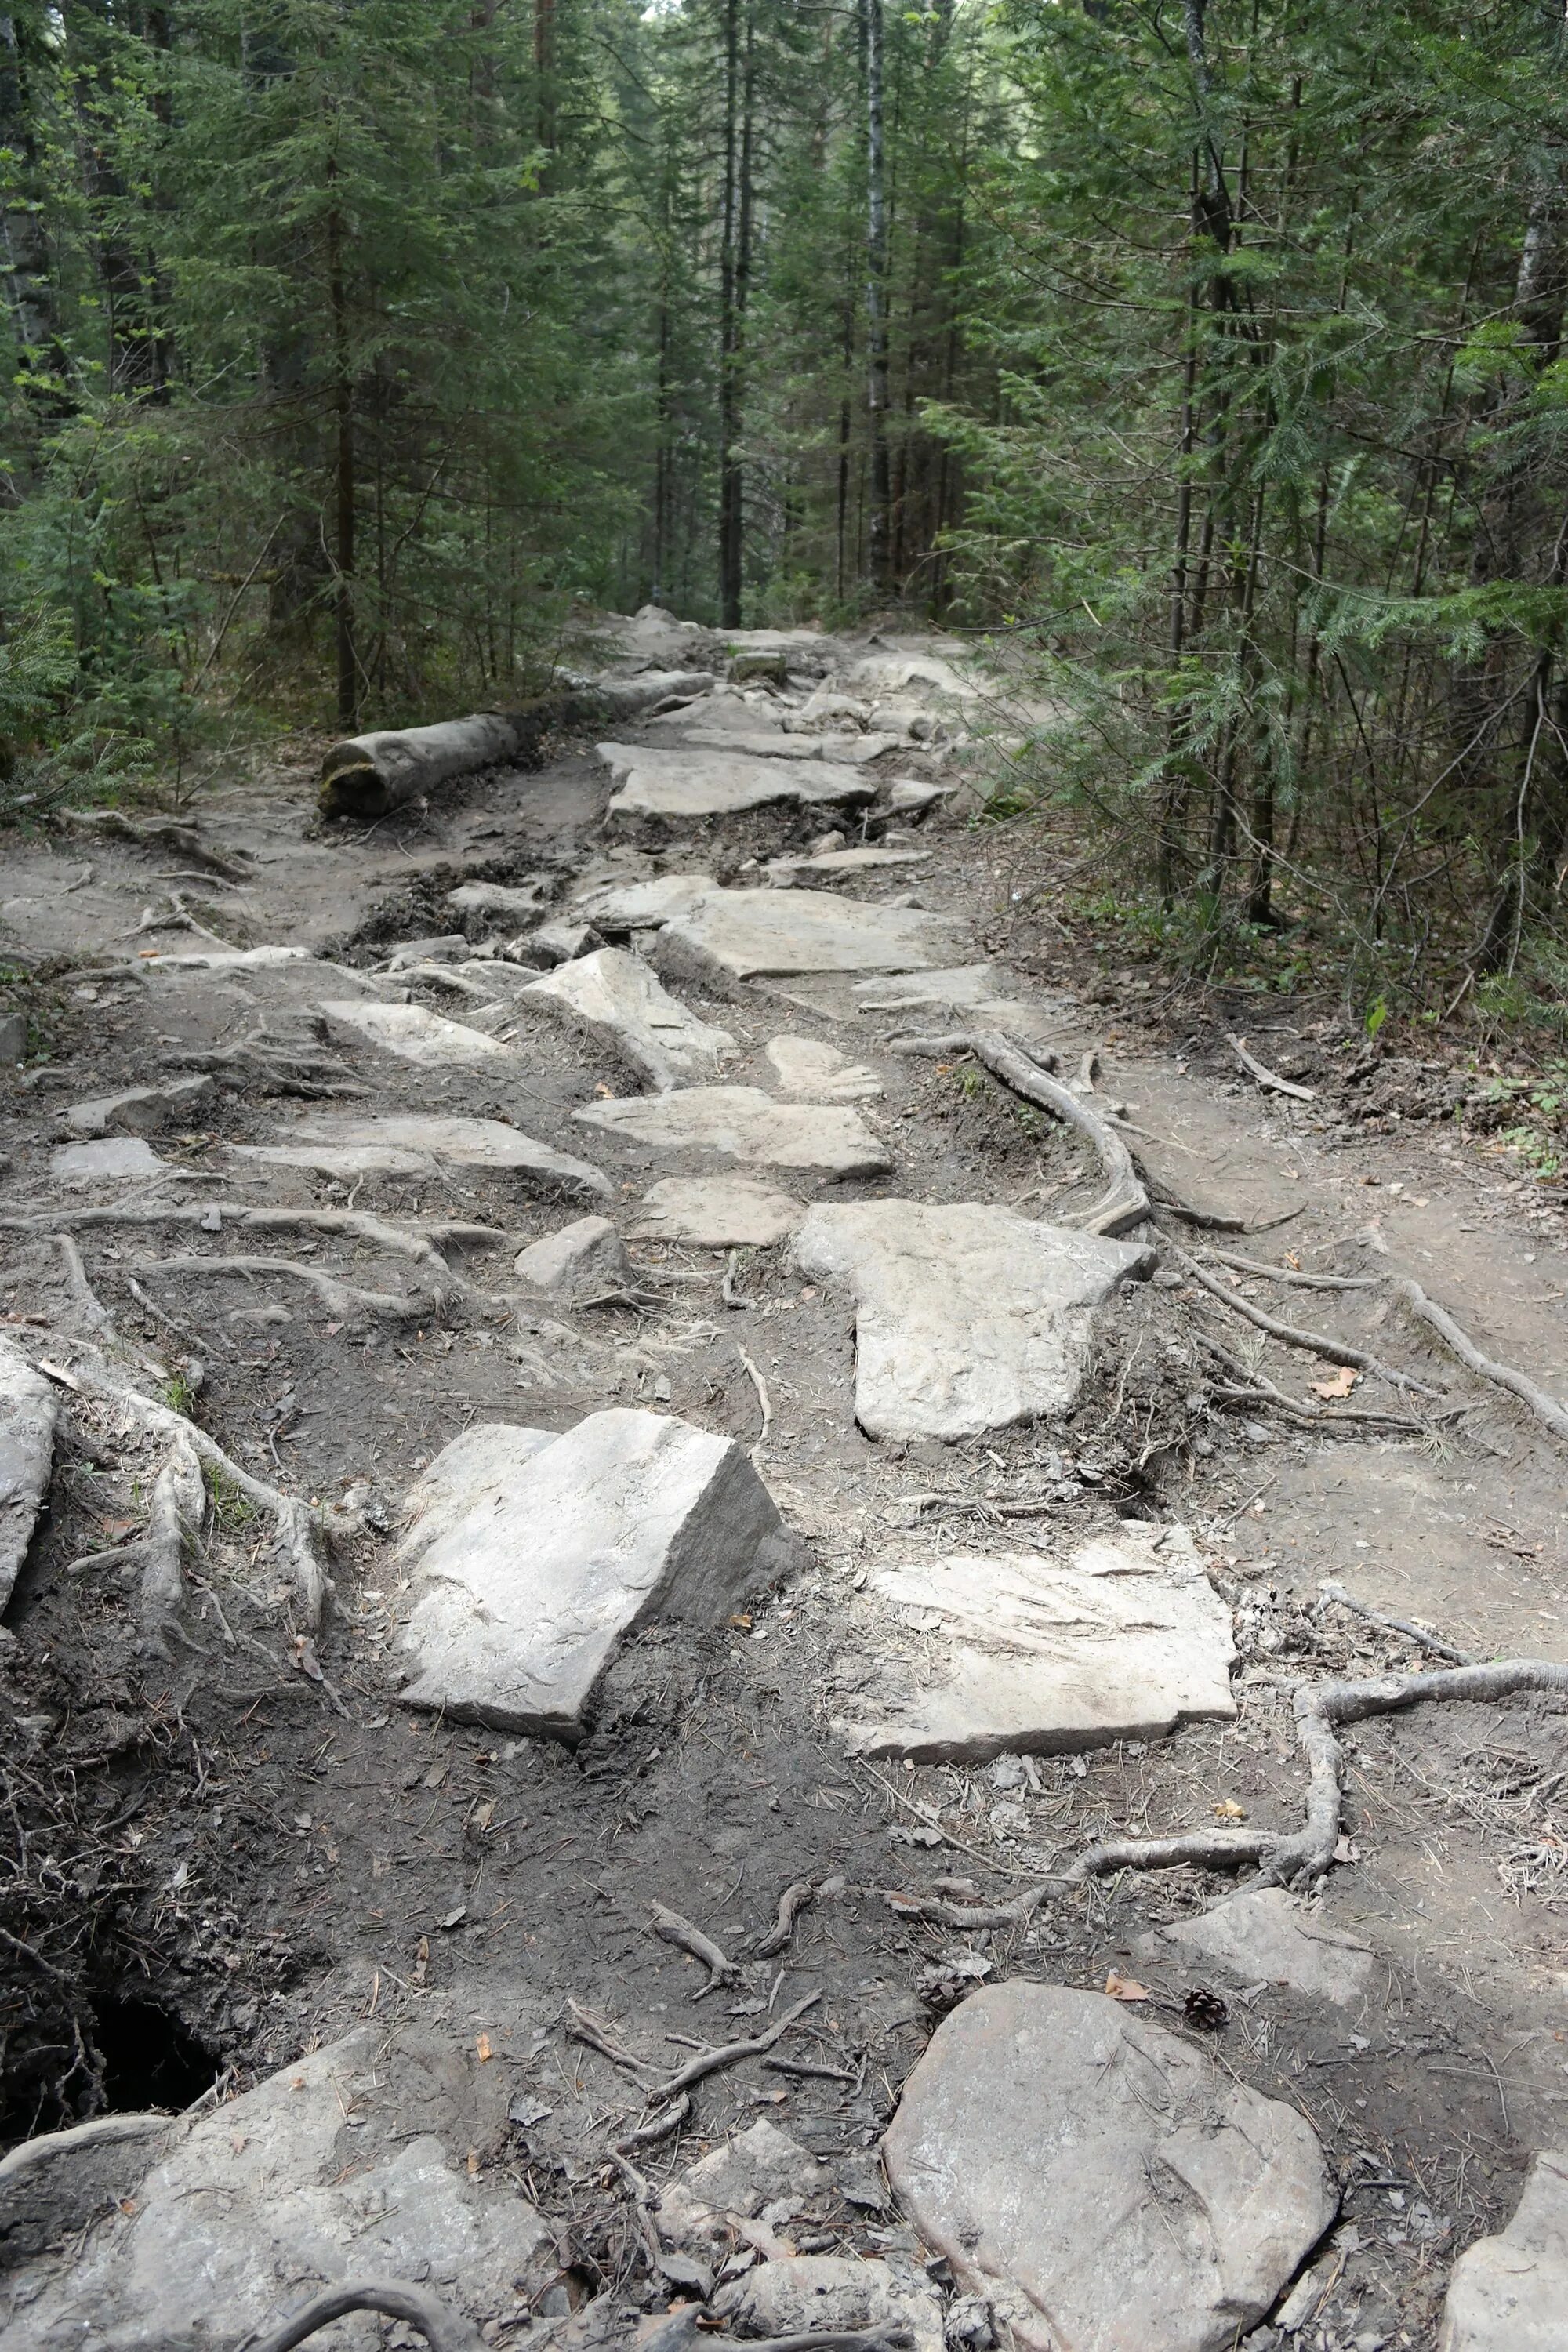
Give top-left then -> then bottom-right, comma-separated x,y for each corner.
2,616 -> 1566,2351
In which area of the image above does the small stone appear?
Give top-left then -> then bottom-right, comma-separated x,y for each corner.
764,1035 -> 883,1102
728,648 -> 789,684
659,2121 -> 825,2255
713,2256 -> 943,2352
50,1137 -> 171,1184
0,1009 -> 26,1062
810,830 -> 848,855
65,1075 -> 216,1138
768,847 -> 931,883
1439,2147 -> 1568,2350
513,1215 -> 632,1298
575,1086 -> 891,1177
319,1000 -> 513,1066
1146,1887 -> 1375,2007
886,779 -> 954,816
394,1408 -> 803,1738
884,1982 -> 1337,2352
524,947 -> 735,1091
385,934 -> 470,970
0,1339 -> 57,1613
633,1176 -> 806,1248
569,873 -> 717,934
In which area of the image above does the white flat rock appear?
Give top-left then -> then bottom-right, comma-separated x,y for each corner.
1145,1886 -> 1374,2006
0,1340 -> 57,1613
598,742 -> 876,825
319,998 -> 513,1066
138,944 -> 308,971
570,873 -> 717,932
230,1141 -> 436,1180
283,1112 -> 611,1200
50,1137 -> 172,1184
394,1408 -> 802,1737
764,1035 -> 883,1102
633,1176 -> 806,1248
653,887 -> 959,986
513,1214 -> 632,1298
523,947 -> 734,1091
1440,2149 -> 1568,2351
841,1524 -> 1236,1762
0,2024 -> 549,2351
64,1076 -> 216,1138
575,1086 -> 891,1176
792,1199 -> 1152,1439
769,846 -> 930,879
885,1983 -> 1336,2352
661,727 -> 901,766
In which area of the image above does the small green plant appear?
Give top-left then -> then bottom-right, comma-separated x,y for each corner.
162,1370 -> 198,1416
204,1462 -> 259,1533
1364,995 -> 1389,1040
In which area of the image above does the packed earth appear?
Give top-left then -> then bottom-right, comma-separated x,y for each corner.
1,612 -> 1566,2352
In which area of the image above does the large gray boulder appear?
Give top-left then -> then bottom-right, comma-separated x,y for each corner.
841,1523 -> 1236,1762
793,1199 -> 1152,1440
884,1982 -> 1337,2352
0,2024 -> 550,2350
574,1085 -> 891,1177
523,946 -> 735,1091
1439,2149 -> 1568,2350
394,1409 -> 803,1737
0,1341 -> 57,1613
652,887 -> 958,985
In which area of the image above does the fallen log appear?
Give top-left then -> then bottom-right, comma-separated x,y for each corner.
319,673 -> 714,818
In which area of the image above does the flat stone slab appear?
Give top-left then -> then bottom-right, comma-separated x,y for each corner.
64,1076 -> 216,1138
231,1141 -> 435,1181
598,742 -> 876,825
633,1176 -> 806,1248
0,2024 -> 549,2350
319,999 -> 512,1066
792,1200 -> 1152,1439
575,1086 -> 891,1176
524,947 -> 734,1091
0,1340 -> 57,1613
662,727 -> 902,766
283,1112 -> 612,1200
394,1409 -> 802,1737
652,887 -> 959,986
50,1137 -> 172,1184
1440,2148 -> 1568,2351
1144,1887 -> 1375,2006
769,846 -> 931,880
884,1982 -> 1337,2352
765,1035 -> 884,1102
570,873 -> 717,933
841,1524 -> 1235,1762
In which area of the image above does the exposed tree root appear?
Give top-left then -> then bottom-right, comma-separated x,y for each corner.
893,1029 -> 1150,1235
649,1900 -> 740,1997
8,1204 -> 501,1295
238,2279 -> 482,2352
644,1991 -> 820,2103
1200,1247 -> 1376,1292
165,1019 -> 368,1098
1167,1241 -> 1443,1397
1195,1332 -> 1434,1434
1225,1032 -> 1317,1102
59,808 -> 256,883
1317,1580 -> 1474,1666
753,1877 -> 816,1958
1388,1273 -> 1568,1443
136,1253 -> 424,1326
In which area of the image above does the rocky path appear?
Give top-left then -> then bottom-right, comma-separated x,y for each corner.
1,611 -> 1566,2351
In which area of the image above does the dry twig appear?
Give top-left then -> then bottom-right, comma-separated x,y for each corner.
1225,1033 -> 1317,1102
645,1991 -> 820,2103
649,1900 -> 741,1998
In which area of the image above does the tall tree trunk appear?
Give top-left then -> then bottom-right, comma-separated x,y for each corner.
326,162 -> 356,730
862,0 -> 891,599
716,0 -> 746,628
0,9 -> 66,415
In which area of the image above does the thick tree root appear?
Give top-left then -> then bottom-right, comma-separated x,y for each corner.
893,1029 -> 1150,1234
649,1900 -> 740,1997
238,2279 -> 483,2352
753,1877 -> 816,1958
1196,1332 -> 1434,1434
1388,1273 -> 1568,1443
6,1205 -> 501,1294
137,1253 -> 424,1326
166,1026 -> 368,1099
59,808 -> 255,883
1168,1240 -> 1443,1397
1201,1247 -> 1376,1292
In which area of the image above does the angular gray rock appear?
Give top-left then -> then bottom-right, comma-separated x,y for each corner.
448,877 -> 555,922
658,2120 -> 828,2258
598,742 -> 875,826
512,1214 -> 633,1298
842,1523 -> 1236,1762
395,1408 -> 803,1737
884,1982 -> 1337,2352
0,1010 -> 25,1062
64,1076 -> 216,1138
318,998 -> 514,1066
570,872 -> 717,934
575,1086 -> 891,1176
0,2024 -> 550,2350
793,1200 -> 1152,1439
281,1112 -> 612,1200
0,2113 -> 173,2270
653,887 -> 957,986
0,1341 -> 57,1613
1145,1887 -> 1375,2006
510,918 -> 604,967
764,1034 -> 884,1102
1439,2149 -> 1568,2351
714,2256 -> 944,2352
50,1138 -> 172,1184
633,1175 -> 807,1248
523,947 -> 735,1091
768,845 -> 930,881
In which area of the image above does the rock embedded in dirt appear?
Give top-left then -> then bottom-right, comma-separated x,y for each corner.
0,1340 -> 58,1613
793,1199 -> 1152,1440
764,1034 -> 884,1102
0,1009 -> 25,1062
575,1085 -> 891,1177
282,1111 -> 612,1200
512,1214 -> 633,1298
659,2119 -> 827,2257
523,946 -> 735,1091
633,1175 -> 807,1247
652,886 -> 959,986
598,742 -> 876,828
1439,2148 -> 1568,2350
319,997 -> 514,1066
768,845 -> 931,881
510,917 -> 604,967
64,1074 -> 216,1138
664,725 -> 902,766
394,1406 -> 804,1737
883,1982 -> 1337,2352
885,778 -> 954,815
0,2112 -> 175,2268
138,943 -> 310,973
0,2023 -> 550,2348
448,877 -> 555,922
570,872 -> 717,933
841,1523 -> 1236,1762
49,1137 -> 172,1184
713,2256 -> 945,2352
1143,1886 -> 1375,2006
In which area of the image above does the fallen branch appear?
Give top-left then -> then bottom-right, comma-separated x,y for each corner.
894,1030 -> 1149,1235
137,1254 -> 423,1326
645,1991 -> 820,2103
615,2092 -> 691,2152
649,1900 -> 740,1998
1317,1580 -> 1474,1666
238,2279 -> 483,2352
1168,1242 -> 1443,1398
1388,1275 -> 1568,1443
901,1488 -> 1057,1523
736,1345 -> 771,1443
1226,1033 -> 1316,1102
753,1878 -> 816,1959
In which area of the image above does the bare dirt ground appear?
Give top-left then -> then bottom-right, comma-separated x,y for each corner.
1,641 -> 1565,2351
